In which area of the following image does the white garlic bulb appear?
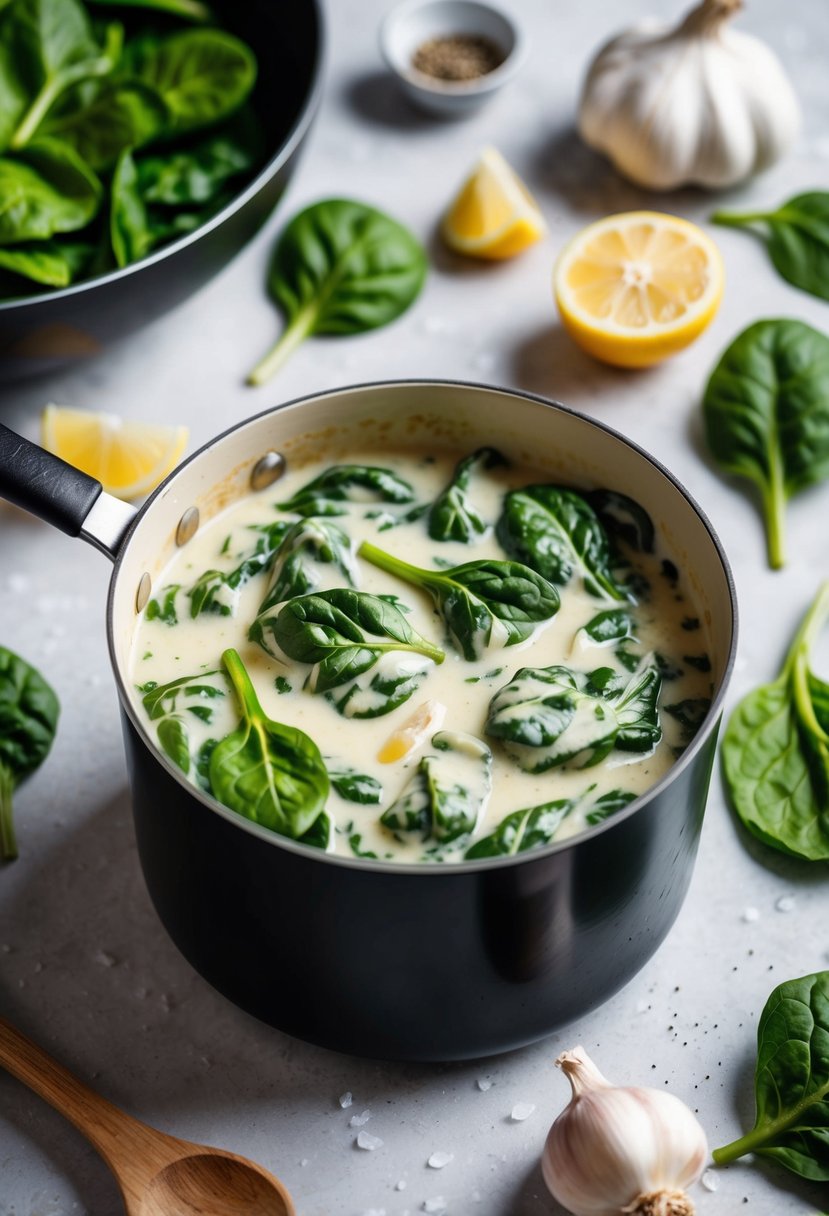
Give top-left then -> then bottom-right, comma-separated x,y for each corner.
542,1046 -> 708,1216
578,0 -> 800,190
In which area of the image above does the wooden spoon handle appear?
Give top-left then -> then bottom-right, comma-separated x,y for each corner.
0,1017 -> 176,1182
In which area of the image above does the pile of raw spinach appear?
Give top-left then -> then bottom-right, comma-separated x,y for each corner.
0,0 -> 262,297
140,452 -> 708,860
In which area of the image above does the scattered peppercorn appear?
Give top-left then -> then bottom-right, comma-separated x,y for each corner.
412,33 -> 505,82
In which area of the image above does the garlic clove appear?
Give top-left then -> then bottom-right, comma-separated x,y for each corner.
542,1046 -> 708,1216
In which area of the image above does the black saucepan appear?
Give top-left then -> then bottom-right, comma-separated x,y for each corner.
0,382 -> 737,1061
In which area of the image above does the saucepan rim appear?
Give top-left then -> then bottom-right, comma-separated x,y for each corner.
106,378 -> 738,875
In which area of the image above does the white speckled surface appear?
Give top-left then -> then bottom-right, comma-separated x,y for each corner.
2,1 -> 829,1214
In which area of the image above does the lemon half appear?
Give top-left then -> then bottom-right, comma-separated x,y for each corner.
554,211 -> 724,368
42,405 -> 188,501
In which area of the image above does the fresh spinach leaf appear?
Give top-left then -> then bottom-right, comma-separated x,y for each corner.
486,657 -> 661,772
586,488 -> 655,553
327,764 -> 383,805
278,464 -> 415,519
703,319 -> 829,569
6,2 -> 121,148
255,518 -> 356,616
721,582 -> 829,860
136,129 -> 254,205
251,589 -> 444,718
110,146 -> 155,266
496,485 -> 628,601
42,79 -> 167,169
125,28 -> 256,135
381,730 -> 491,845
577,608 -> 636,648
0,139 -> 101,242
0,12 -> 29,150
358,541 -> 560,662
247,198 -> 427,384
0,646 -> 59,861
209,648 -> 328,840
427,447 -> 507,543
714,970 -> 829,1180
0,240 -> 73,286
712,193 -> 829,302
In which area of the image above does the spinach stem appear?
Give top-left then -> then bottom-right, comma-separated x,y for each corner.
358,541 -> 432,586
783,580 -> 829,680
247,305 -> 317,385
758,481 -> 782,571
221,647 -> 263,721
709,209 -> 771,229
0,760 -> 17,863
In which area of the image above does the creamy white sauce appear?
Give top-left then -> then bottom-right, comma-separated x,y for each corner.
129,449 -> 714,863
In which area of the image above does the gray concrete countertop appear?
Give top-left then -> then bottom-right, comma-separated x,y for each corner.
2,1 -> 829,1213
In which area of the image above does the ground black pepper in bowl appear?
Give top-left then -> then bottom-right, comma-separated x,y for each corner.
412,33 -> 505,81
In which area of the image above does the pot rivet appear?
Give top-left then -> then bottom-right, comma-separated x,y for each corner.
251,451 -> 286,491
136,572 -> 151,613
176,506 -> 200,547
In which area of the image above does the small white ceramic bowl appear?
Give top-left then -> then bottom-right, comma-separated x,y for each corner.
380,0 -> 524,118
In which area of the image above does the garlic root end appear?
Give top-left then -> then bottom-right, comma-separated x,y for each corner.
624,1190 -> 695,1216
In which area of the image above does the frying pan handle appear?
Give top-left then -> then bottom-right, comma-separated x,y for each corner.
0,423 -> 136,561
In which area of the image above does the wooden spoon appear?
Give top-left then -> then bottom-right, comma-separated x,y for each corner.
0,1018 -> 295,1216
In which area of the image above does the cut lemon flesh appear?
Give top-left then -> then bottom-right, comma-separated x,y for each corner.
442,146 -> 546,260
42,405 -> 188,500
378,699 -> 447,764
554,212 -> 723,367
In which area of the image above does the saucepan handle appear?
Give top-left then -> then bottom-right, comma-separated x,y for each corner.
0,423 -> 136,562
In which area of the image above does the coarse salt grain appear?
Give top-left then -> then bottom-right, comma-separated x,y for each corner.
510,1102 -> 535,1121
395,1180 -> 407,1191
356,1130 -> 383,1151
350,1109 -> 371,1127
93,950 -> 117,967
422,1199 -> 446,1214
701,1169 -> 719,1192
427,1151 -> 453,1169
476,1078 -> 492,1091
742,906 -> 760,922
776,895 -> 795,913
339,1091 -> 353,1108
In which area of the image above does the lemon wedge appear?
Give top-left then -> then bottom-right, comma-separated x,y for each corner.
554,211 -> 724,367
442,147 -> 547,259
378,699 -> 447,764
42,405 -> 188,501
